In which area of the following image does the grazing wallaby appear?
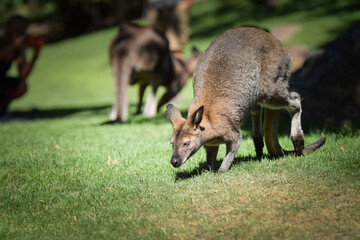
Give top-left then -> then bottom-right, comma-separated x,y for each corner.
109,23 -> 199,122
166,27 -> 326,173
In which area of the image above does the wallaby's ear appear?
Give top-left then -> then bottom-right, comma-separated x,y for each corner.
166,104 -> 184,129
191,106 -> 204,129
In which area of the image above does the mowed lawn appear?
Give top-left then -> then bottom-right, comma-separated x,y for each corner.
1,0 -> 360,239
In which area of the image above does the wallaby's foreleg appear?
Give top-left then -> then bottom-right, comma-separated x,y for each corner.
287,92 -> 305,155
205,146 -> 219,171
251,106 -> 264,158
143,84 -> 158,117
135,84 -> 147,115
110,58 -> 131,122
218,132 -> 242,173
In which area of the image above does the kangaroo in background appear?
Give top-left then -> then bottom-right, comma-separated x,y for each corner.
109,23 -> 199,122
166,27 -> 326,173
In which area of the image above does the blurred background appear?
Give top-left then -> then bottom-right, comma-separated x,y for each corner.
1,0 -> 359,45
1,0 -> 360,125
1,0 -> 358,44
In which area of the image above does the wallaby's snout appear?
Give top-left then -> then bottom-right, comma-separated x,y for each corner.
170,154 -> 182,168
170,145 -> 187,168
170,158 -> 179,167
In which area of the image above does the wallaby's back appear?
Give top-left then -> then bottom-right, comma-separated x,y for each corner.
191,27 -> 292,122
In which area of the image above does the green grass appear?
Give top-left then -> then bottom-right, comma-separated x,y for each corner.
1,0 -> 360,239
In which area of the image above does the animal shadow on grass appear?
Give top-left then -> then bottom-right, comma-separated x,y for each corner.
101,112 -> 169,125
175,154 -> 263,181
5,104 -> 110,121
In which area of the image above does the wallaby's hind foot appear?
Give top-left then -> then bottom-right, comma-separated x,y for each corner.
291,134 -> 305,156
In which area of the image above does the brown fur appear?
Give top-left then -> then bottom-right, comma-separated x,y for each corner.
166,27 -> 326,173
109,23 -> 199,122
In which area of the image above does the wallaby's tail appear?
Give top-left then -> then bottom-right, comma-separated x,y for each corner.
264,108 -> 326,157
303,136 -> 327,154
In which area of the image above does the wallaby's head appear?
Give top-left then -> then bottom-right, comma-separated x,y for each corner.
165,104 -> 204,168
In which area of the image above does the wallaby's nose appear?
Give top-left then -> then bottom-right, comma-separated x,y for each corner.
171,158 -> 181,168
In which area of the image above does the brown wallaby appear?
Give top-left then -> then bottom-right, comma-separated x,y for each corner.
109,23 -> 199,122
166,27 -> 326,173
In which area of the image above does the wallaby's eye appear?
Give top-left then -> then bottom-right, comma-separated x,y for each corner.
183,141 -> 190,147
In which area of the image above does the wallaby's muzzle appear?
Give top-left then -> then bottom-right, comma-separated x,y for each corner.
170,150 -> 190,168
170,157 -> 182,168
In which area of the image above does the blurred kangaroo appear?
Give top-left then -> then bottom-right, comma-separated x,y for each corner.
166,27 -> 326,173
109,23 -> 199,122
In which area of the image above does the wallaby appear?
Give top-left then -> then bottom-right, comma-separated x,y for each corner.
166,27 -> 326,173
109,23 -> 199,122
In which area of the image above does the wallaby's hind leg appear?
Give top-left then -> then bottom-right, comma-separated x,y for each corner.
135,84 -> 147,115
110,58 -> 131,122
205,146 -> 219,171
219,131 -> 242,173
143,84 -> 158,117
251,106 -> 264,158
264,108 -> 283,157
287,92 -> 305,155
